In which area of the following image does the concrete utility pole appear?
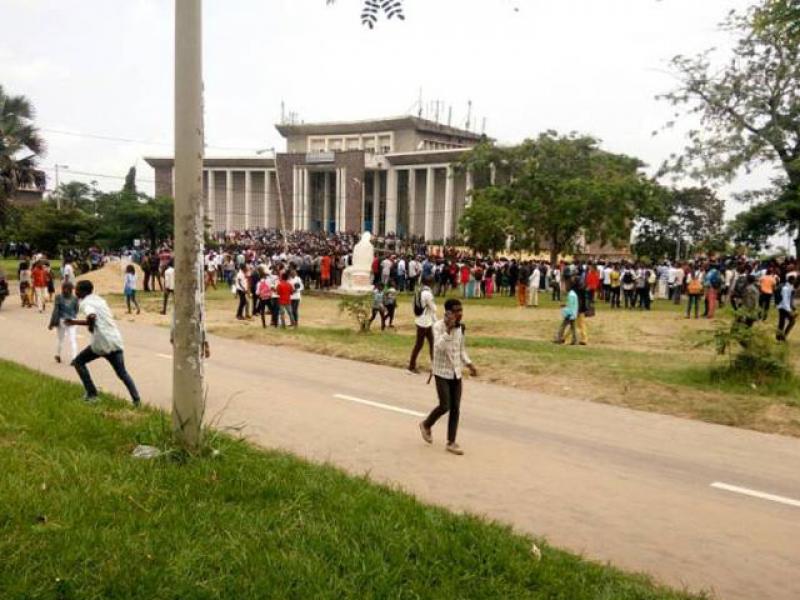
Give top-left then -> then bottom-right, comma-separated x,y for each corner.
54,164 -> 68,209
173,0 -> 205,447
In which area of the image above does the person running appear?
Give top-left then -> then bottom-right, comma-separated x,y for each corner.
124,264 -> 141,315
66,280 -> 141,406
368,283 -> 387,331
776,275 -> 796,342
61,258 -> 76,286
384,282 -> 397,328
18,260 -> 33,308
48,281 -> 79,363
758,268 -> 778,321
408,275 -> 437,374
418,298 -> 477,456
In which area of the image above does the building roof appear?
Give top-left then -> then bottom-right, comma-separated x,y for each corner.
275,115 -> 484,141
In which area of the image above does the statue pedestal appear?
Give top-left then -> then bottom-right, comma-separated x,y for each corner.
339,268 -> 373,294
338,231 -> 375,294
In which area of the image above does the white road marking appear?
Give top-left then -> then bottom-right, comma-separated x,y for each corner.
710,482 -> 800,508
156,353 -> 173,360
333,393 -> 425,418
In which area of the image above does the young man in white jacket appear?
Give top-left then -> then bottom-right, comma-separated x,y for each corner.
528,264 -> 541,307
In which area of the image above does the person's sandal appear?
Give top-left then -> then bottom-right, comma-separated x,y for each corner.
446,443 -> 464,456
419,422 -> 432,444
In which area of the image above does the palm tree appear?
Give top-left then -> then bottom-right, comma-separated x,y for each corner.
0,85 -> 46,224
326,0 -> 405,28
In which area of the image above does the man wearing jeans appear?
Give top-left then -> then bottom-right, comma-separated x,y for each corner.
67,280 -> 141,406
418,299 -> 477,455
407,276 -> 437,374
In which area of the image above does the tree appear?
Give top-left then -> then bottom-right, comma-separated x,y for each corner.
458,193 -> 513,256
49,180 -> 98,212
123,166 -> 137,195
16,204 -> 96,255
93,191 -> 173,249
326,0 -> 405,28
660,0 -> 800,255
462,133 -> 652,265
0,85 -> 46,225
633,187 -> 727,260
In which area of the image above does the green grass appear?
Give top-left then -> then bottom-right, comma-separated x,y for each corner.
0,359 -> 704,600
0,258 -> 61,280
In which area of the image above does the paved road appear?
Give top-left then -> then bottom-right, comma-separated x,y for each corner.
1,301 -> 799,600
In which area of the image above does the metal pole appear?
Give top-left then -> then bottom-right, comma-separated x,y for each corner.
172,0 -> 205,448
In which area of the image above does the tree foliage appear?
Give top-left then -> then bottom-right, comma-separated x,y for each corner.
633,187 -> 727,260
460,133 -> 653,264
0,85 -> 46,225
660,0 -> 800,254
326,0 -> 405,28
458,192 -> 512,256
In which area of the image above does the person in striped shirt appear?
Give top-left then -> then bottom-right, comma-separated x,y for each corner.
418,298 -> 477,456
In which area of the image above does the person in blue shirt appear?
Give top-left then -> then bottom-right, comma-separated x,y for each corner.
554,278 -> 579,345
776,275 -> 796,342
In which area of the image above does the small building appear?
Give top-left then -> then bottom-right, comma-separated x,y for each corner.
145,115 -> 483,240
6,170 -> 46,207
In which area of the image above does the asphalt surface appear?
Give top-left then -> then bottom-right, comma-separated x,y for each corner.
1,301 -> 798,600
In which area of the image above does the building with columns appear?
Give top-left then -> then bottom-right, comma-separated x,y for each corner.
145,116 -> 483,241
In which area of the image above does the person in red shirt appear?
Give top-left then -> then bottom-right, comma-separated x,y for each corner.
320,254 -> 332,290
276,272 -> 296,328
31,261 -> 49,312
585,264 -> 601,311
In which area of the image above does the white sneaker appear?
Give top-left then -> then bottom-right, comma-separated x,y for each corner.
446,443 -> 464,456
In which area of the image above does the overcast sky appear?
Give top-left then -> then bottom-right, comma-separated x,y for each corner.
1,0 -> 780,226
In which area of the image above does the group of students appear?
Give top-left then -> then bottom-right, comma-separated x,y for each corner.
233,263 -> 305,328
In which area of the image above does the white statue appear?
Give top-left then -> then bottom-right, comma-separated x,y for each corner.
340,231 -> 375,293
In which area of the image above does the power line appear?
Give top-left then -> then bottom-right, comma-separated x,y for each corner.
40,166 -> 157,184
41,127 -> 264,153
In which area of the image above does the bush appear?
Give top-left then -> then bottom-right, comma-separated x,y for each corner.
338,293 -> 372,332
705,315 -> 793,384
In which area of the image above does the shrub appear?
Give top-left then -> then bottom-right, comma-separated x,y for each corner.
705,315 -> 793,384
338,293 -> 372,332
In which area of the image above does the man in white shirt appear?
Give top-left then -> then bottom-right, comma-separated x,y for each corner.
419,298 -> 477,455
161,261 -> 175,315
289,268 -> 304,325
528,264 -> 541,307
408,275 -> 437,373
67,280 -> 140,406
61,259 -> 76,286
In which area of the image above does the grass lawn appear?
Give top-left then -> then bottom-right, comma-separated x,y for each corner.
98,284 -> 800,438
0,258 -> 61,280
0,360 -> 703,600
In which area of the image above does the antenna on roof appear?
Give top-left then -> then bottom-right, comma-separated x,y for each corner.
465,100 -> 473,131
281,100 -> 285,124
435,100 -> 440,123
447,105 -> 452,127
417,87 -> 423,118
482,117 -> 486,134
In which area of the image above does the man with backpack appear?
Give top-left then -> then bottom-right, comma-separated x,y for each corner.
408,275 -> 437,374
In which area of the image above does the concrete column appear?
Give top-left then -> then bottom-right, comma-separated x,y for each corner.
385,167 -> 398,235
208,170 -> 216,230
465,168 -> 474,207
292,166 -> 299,230
340,167 -> 347,231
408,169 -> 417,236
225,169 -> 233,232
244,170 -> 252,230
264,171 -> 271,228
372,171 -> 381,234
303,168 -> 311,230
424,167 -> 435,241
323,172 -> 330,233
444,165 -> 455,240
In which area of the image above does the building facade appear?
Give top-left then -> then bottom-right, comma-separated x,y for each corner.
145,116 -> 483,241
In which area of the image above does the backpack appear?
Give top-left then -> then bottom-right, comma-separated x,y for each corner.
622,271 -> 633,284
413,290 -> 424,316
687,277 -> 703,295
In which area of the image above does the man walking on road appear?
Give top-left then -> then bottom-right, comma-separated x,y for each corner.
67,280 -> 141,406
408,275 -> 437,374
419,298 -> 477,455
